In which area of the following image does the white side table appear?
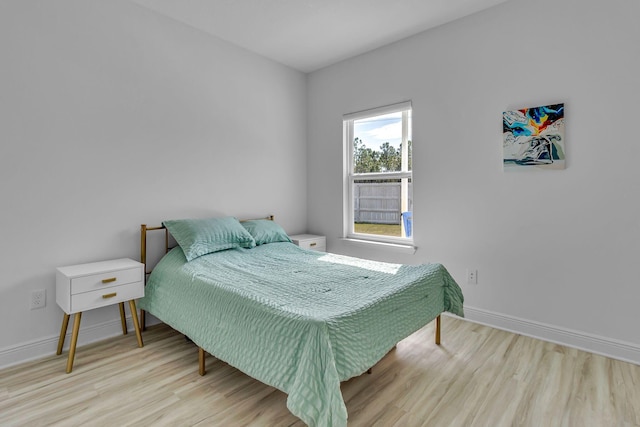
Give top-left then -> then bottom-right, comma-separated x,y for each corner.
55,258 -> 144,373
290,234 -> 326,252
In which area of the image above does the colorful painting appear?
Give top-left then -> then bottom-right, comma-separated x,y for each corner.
503,103 -> 565,171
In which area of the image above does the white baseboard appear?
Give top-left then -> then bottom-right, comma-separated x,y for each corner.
458,306 -> 640,366
3,307 -> 638,370
0,316 -> 141,370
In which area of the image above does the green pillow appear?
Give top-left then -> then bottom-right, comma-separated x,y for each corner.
241,219 -> 291,246
163,216 -> 256,261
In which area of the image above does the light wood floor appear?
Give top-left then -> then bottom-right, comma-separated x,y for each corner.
1,316 -> 639,426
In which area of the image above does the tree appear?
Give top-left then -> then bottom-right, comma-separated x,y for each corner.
354,138 -> 381,173
379,142 -> 400,172
354,138 -> 411,173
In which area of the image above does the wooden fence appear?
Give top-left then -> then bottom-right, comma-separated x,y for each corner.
353,182 -> 412,224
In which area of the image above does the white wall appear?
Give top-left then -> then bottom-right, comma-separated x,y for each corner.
0,0 -> 307,366
307,0 -> 640,362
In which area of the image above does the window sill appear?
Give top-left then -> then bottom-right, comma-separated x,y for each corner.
340,238 -> 417,254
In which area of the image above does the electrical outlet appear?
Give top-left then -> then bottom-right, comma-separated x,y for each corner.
30,289 -> 46,309
467,269 -> 478,285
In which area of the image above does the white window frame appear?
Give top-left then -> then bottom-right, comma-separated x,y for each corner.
343,101 -> 413,246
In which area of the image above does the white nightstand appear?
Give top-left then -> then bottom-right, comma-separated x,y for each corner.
55,258 -> 144,373
290,234 -> 326,252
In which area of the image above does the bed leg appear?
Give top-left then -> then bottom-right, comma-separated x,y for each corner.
140,309 -> 146,331
435,315 -> 441,345
198,347 -> 206,376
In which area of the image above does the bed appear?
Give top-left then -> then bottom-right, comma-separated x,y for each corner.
137,216 -> 464,427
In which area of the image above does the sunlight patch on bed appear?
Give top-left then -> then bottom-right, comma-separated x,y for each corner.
317,253 -> 401,274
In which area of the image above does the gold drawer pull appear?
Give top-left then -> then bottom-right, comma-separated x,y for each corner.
102,277 -> 117,284
102,292 -> 117,299
310,242 -> 317,247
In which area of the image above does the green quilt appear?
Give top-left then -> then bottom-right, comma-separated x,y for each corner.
139,242 -> 464,427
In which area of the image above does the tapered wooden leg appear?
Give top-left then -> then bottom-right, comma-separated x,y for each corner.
119,302 -> 128,335
128,300 -> 144,348
57,313 -> 70,355
66,312 -> 82,373
199,347 -> 206,376
435,315 -> 441,345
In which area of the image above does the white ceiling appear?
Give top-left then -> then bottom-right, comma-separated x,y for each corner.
129,0 -> 510,73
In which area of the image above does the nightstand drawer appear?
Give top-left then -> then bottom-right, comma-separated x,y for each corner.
71,267 -> 142,295
57,258 -> 145,315
290,234 -> 326,252
70,281 -> 144,313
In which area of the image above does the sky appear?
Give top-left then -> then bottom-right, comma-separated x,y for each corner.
354,112 -> 409,150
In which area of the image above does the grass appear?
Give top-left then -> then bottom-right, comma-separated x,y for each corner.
354,223 -> 402,237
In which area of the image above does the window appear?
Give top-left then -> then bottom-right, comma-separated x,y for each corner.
343,101 -> 413,245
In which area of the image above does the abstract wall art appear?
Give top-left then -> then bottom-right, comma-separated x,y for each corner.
503,103 -> 565,171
